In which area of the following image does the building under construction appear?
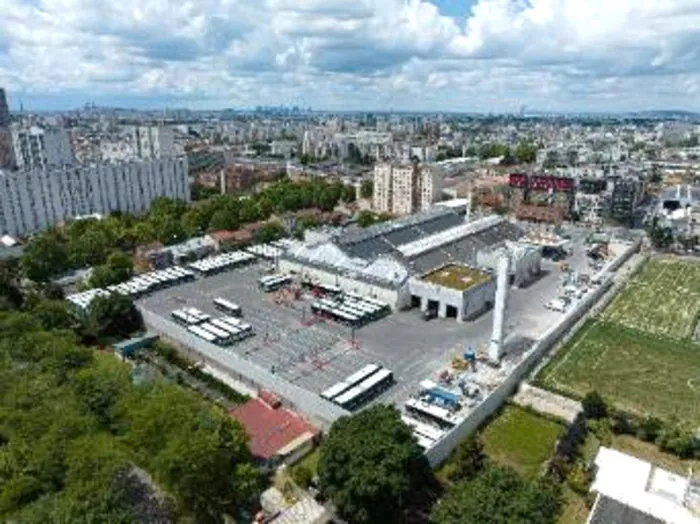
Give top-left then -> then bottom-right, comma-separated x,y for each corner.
508,173 -> 575,223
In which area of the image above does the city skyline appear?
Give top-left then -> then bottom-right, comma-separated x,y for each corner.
2,0 -> 700,113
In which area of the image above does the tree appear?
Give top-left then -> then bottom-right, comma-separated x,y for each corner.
84,294 -> 143,342
442,435 -> 485,483
30,299 -> 75,331
343,184 -> 357,204
318,405 -> 434,523
360,179 -> 374,199
254,221 -> 285,244
582,391 -> 608,419
0,276 -> 23,311
430,466 -> 561,524
514,141 -> 538,164
89,251 -> 133,289
21,230 -> 69,282
357,210 -> 377,228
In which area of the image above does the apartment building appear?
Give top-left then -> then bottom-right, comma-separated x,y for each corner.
0,88 -> 9,128
0,157 -> 189,236
11,126 -> 74,170
373,162 -> 441,216
132,126 -> 175,159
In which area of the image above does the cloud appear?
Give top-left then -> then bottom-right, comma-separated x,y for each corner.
0,0 -> 700,111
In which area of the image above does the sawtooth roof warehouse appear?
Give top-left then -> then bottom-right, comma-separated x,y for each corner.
279,207 -> 542,321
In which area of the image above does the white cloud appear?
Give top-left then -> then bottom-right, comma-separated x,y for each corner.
0,0 -> 700,110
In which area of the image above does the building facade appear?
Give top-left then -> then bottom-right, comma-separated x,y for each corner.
0,157 -> 189,236
132,126 -> 175,159
373,162 -> 440,216
11,126 -> 74,170
0,88 -> 9,128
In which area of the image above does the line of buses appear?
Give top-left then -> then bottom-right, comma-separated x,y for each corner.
310,292 -> 390,327
321,363 -> 394,411
171,298 -> 254,347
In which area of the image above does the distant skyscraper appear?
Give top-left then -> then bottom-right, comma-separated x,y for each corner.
0,88 -> 9,128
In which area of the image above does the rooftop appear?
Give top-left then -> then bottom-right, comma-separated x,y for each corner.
421,264 -> 491,291
230,396 -> 319,461
590,447 -> 700,524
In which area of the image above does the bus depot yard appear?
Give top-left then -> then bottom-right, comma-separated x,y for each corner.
135,232 -> 620,428
537,257 -> 700,427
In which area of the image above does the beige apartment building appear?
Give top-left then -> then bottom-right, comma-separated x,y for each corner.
372,162 -> 440,216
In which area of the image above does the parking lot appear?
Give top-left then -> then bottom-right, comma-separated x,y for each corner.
137,252 -> 587,408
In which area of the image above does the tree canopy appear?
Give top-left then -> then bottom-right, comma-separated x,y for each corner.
20,178 -> 356,283
430,466 -> 562,524
0,295 -> 258,522
317,405 -> 434,524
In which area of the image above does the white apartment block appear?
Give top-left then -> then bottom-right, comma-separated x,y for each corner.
11,126 -> 74,170
373,163 -> 441,216
0,157 -> 189,236
132,126 -> 175,159
372,163 -> 393,213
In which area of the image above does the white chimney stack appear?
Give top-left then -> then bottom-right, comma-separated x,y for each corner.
220,169 -> 226,195
489,254 -> 509,364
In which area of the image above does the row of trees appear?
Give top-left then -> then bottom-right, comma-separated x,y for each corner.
315,405 -> 562,524
21,178 -> 359,283
0,291 -> 258,522
476,141 -> 539,164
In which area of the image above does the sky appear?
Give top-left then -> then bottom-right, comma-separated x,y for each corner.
2,0 -> 700,113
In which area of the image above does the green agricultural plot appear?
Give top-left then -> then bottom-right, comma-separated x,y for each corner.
481,405 -> 563,480
603,258 -> 700,339
538,319 -> 700,425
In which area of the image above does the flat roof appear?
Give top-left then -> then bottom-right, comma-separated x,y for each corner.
591,447 -> 699,524
421,264 -> 491,291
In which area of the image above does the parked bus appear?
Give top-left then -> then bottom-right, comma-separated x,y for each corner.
259,274 -> 292,292
198,323 -> 233,346
335,368 -> 393,410
321,364 -> 381,402
213,297 -> 242,317
188,324 -> 218,344
209,318 -> 245,341
220,316 -> 254,336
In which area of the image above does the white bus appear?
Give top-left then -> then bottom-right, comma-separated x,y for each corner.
213,297 -> 242,317
335,368 -> 393,410
188,324 -> 218,343
321,364 -> 381,402
198,323 -> 233,346
209,318 -> 245,341
259,274 -> 292,292
220,316 -> 254,336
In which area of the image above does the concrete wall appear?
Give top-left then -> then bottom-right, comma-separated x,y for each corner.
424,240 -> 641,467
278,258 -> 406,309
140,308 -> 349,429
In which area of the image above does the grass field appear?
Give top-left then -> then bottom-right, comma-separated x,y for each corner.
538,257 -> 700,425
603,258 -> 700,339
481,405 -> 563,480
538,320 -> 700,423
